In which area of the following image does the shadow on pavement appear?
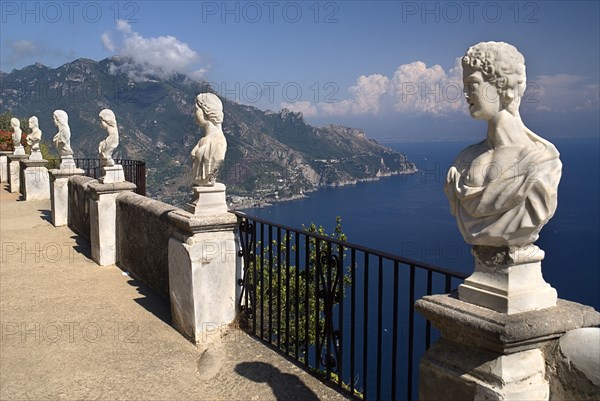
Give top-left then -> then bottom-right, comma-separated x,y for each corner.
71,234 -> 93,259
126,277 -> 172,326
235,361 -> 320,401
38,208 -> 52,223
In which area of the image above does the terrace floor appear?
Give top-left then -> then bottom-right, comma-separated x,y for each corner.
0,184 -> 348,401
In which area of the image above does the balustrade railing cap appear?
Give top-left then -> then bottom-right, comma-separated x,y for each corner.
88,181 -> 137,197
168,209 -> 237,234
48,168 -> 86,177
7,154 -> 28,162
416,294 -> 600,354
21,159 -> 49,167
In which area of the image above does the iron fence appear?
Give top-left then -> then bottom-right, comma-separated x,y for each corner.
47,158 -> 146,195
233,211 -> 468,401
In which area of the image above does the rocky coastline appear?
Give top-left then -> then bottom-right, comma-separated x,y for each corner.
228,166 -> 418,210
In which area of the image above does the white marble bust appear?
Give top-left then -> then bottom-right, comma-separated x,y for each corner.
445,41 -> 562,247
27,116 -> 43,160
10,118 -> 21,147
98,109 -> 119,167
11,118 -> 25,155
27,116 -> 42,151
191,93 -> 227,186
52,110 -> 74,157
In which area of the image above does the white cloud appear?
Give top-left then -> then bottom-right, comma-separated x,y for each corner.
525,74 -> 599,113
102,20 -> 209,82
315,74 -> 390,116
282,58 -> 598,119
319,100 -> 353,116
288,59 -> 465,118
390,60 -> 464,115
116,19 -> 132,34
100,33 -> 115,53
4,40 -> 39,66
349,74 -> 390,114
9,40 -> 38,56
280,101 -> 318,117
2,39 -> 76,69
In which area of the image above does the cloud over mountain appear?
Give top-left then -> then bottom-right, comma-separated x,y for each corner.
282,58 -> 599,118
284,59 -> 465,118
101,20 -> 209,81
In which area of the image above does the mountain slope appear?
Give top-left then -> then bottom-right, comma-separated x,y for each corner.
0,58 -> 416,206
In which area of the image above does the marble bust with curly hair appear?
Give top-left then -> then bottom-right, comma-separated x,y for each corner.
445,41 -> 562,248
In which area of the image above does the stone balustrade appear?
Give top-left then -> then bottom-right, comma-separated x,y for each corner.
115,192 -> 179,299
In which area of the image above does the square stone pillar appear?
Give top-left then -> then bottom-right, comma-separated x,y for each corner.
0,151 -> 12,183
416,294 -> 600,401
49,167 -> 85,226
167,209 -> 242,343
88,181 -> 137,266
20,159 -> 51,201
7,154 -> 28,194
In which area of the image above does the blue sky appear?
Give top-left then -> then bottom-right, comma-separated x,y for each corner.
1,1 -> 599,141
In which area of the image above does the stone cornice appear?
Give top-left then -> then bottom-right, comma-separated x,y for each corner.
416,293 -> 600,354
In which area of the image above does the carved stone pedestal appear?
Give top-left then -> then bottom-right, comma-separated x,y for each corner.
29,150 -> 43,160
13,145 -> 25,156
88,181 -> 137,266
20,159 -> 50,201
0,151 -> 12,183
167,210 -> 241,343
49,167 -> 85,226
99,164 -> 125,184
416,294 -> 600,401
7,154 -> 28,194
459,245 -> 557,314
185,183 -> 228,216
59,155 -> 77,170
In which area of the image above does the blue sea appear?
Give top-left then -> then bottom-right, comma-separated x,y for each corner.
244,136 -> 598,399
247,136 -> 600,312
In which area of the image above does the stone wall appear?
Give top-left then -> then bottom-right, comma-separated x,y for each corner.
115,192 -> 180,299
68,175 -> 98,240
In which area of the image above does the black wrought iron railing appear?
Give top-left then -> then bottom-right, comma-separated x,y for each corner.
47,158 -> 146,195
233,211 -> 468,401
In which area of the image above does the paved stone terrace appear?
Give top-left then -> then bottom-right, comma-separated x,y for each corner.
0,184 -> 349,401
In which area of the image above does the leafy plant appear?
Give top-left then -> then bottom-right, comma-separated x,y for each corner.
243,216 -> 352,363
0,111 -> 13,131
238,216 -> 362,395
39,141 -> 58,160
0,130 -> 12,151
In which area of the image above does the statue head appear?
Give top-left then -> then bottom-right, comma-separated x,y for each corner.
462,42 -> 526,119
29,116 -> 38,129
10,118 -> 20,130
99,109 -> 117,129
195,93 -> 224,125
53,110 -> 69,128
